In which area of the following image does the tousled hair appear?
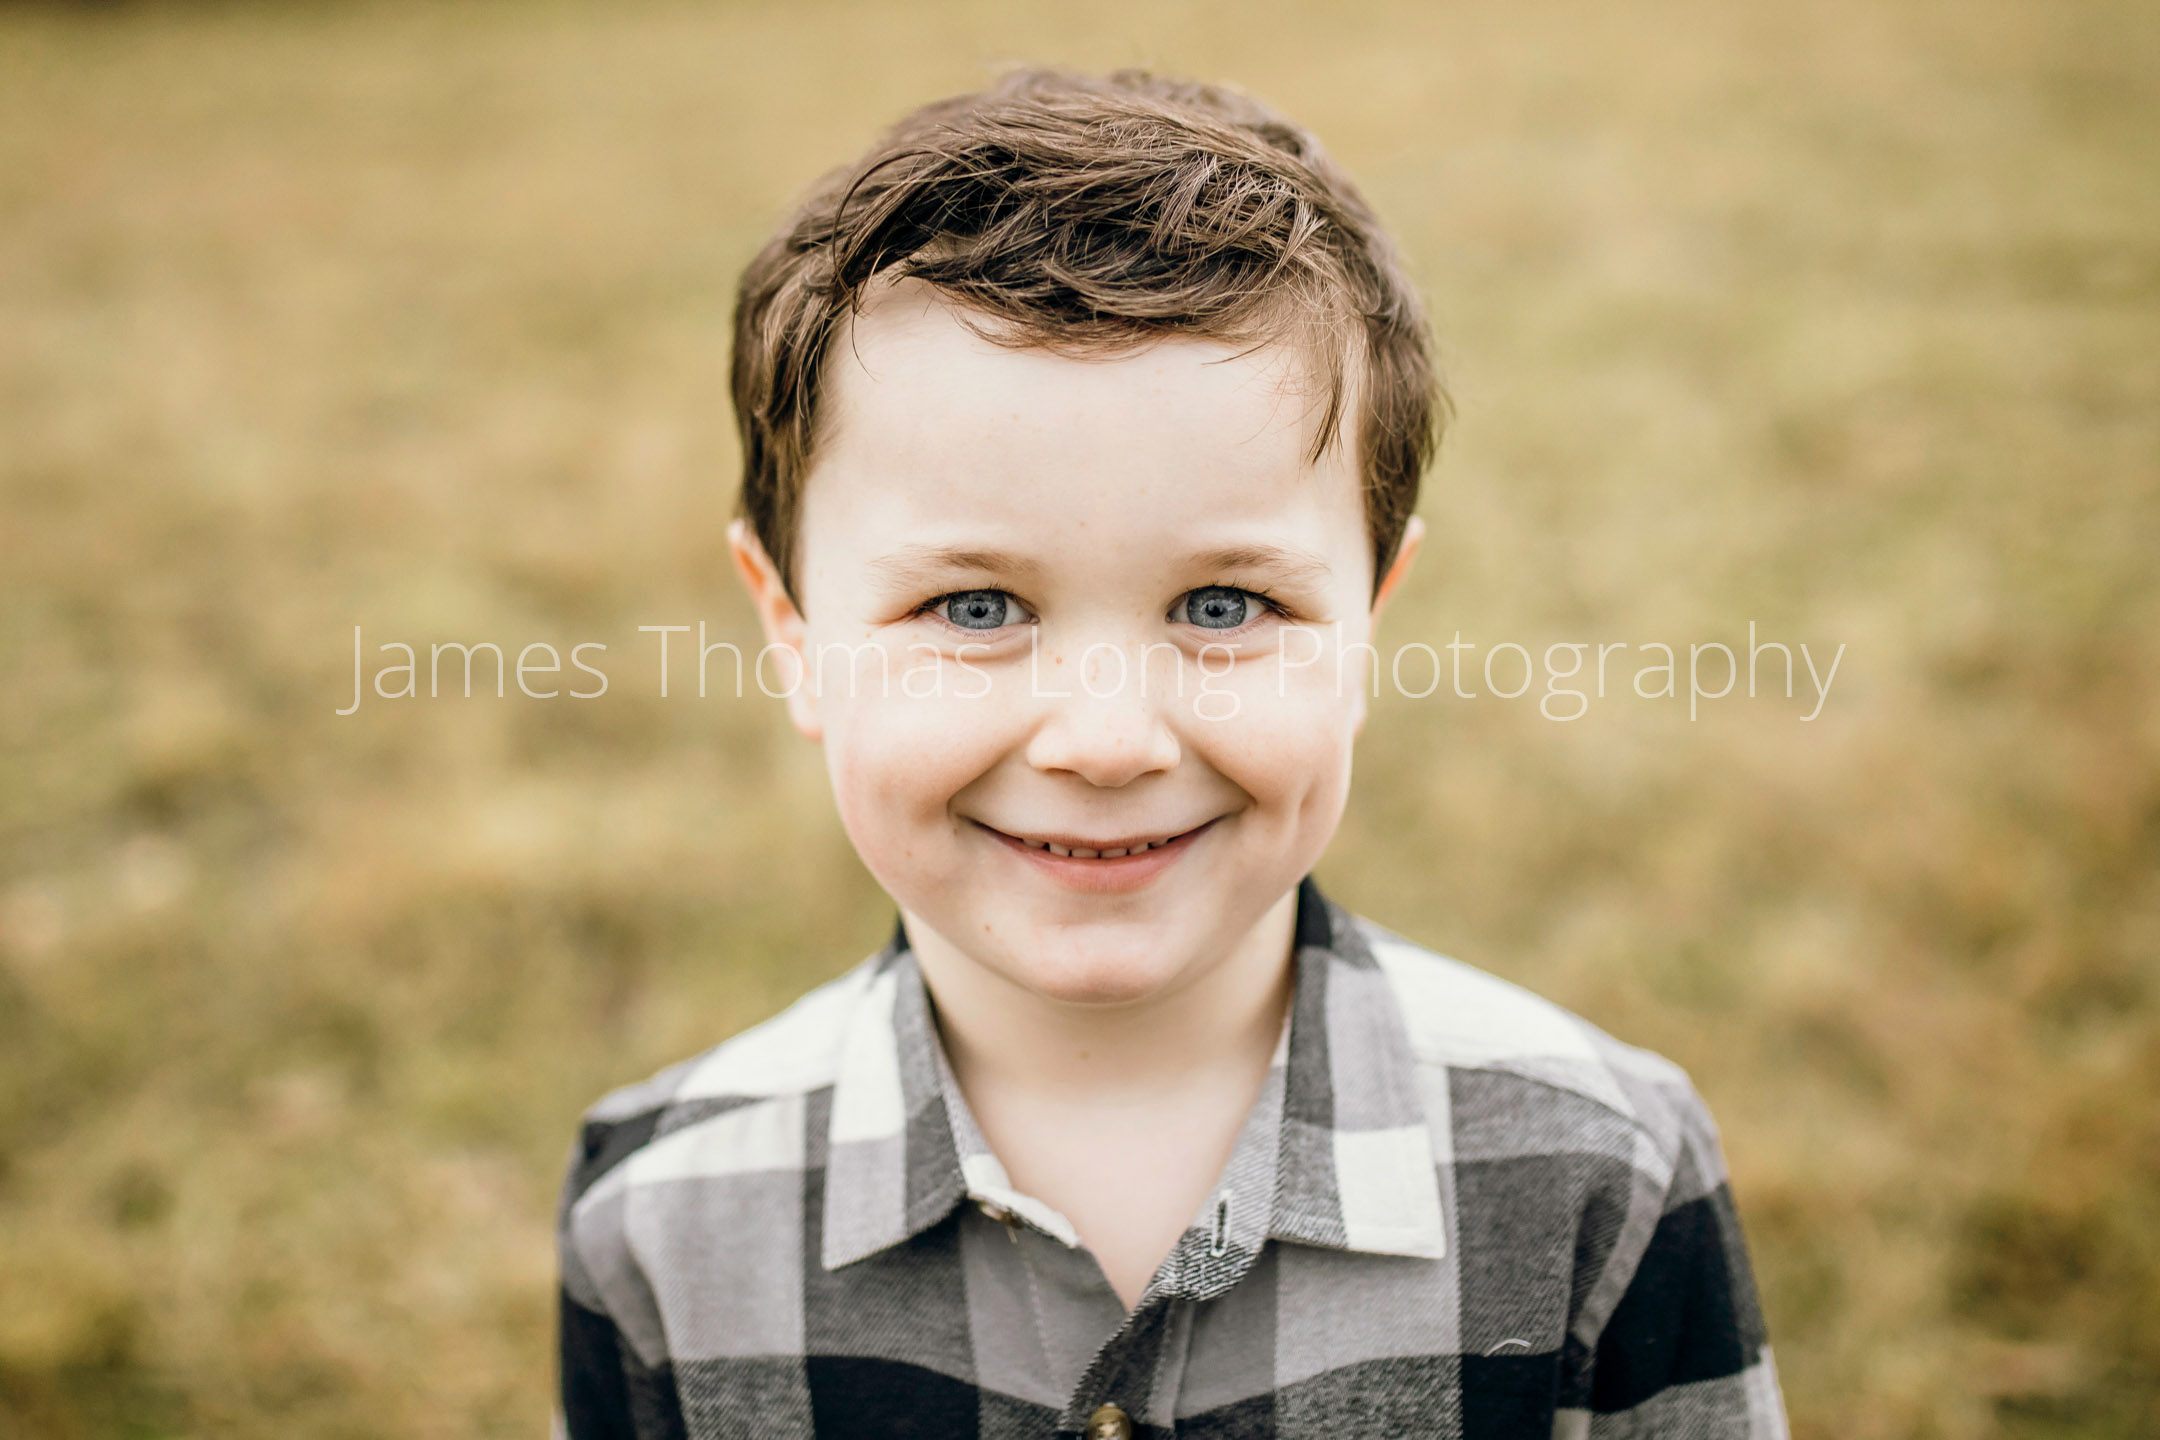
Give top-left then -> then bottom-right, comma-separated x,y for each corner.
731,68 -> 1444,603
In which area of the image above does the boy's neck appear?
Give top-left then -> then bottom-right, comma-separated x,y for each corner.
904,887 -> 1300,1104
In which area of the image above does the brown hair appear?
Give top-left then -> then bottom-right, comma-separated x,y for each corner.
730,68 -> 1444,604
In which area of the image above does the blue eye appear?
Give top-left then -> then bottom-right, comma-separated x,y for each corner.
1176,586 -> 1253,629
937,590 -> 1019,630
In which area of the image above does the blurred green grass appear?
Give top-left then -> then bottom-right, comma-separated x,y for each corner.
0,0 -> 2155,1435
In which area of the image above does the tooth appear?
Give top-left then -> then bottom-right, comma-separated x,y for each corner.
1101,848 -> 1128,859
1028,839 -> 1047,849
1071,848 -> 1099,859
1048,843 -> 1070,857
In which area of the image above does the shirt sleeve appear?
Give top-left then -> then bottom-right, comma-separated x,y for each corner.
559,1285 -> 639,1440
557,1114 -> 639,1440
1584,1079 -> 1790,1437
555,1115 -> 687,1440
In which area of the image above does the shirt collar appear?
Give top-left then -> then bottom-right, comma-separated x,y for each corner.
819,876 -> 1447,1279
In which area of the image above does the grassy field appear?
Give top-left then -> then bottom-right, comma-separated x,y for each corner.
1,0 -> 2155,1435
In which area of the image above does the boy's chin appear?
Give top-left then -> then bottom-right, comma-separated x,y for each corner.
986,938 -> 1195,1009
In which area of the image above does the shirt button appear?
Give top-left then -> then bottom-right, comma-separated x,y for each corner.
1085,1403 -> 1133,1440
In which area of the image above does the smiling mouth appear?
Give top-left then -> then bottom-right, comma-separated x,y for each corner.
974,818 -> 1216,860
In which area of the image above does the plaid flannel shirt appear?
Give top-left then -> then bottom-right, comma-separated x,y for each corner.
557,877 -> 1788,1438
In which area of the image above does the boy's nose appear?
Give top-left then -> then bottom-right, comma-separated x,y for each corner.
1023,693 -> 1181,788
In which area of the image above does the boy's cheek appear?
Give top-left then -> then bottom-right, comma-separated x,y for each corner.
1194,666 -> 1363,763
1220,672 -> 1361,780
820,686 -> 1019,832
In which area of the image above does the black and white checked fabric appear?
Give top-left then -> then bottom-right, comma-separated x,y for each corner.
557,877 -> 1788,1437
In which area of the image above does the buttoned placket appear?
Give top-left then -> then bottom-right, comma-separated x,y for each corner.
931,980 -> 1293,1434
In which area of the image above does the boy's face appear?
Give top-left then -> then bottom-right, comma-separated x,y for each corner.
733,282 -> 1417,1009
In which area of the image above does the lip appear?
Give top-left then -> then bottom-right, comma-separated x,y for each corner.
971,817 -> 1218,894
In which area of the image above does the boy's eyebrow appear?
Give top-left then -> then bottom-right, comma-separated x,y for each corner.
867,542 -> 1335,592
1191,544 -> 1333,589
867,544 -> 1046,590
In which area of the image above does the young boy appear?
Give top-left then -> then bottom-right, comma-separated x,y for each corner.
557,69 -> 1787,1439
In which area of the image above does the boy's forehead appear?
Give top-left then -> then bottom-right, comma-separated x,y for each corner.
821,280 -> 1337,456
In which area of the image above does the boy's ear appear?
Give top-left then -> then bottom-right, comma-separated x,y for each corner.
1351,516 -> 1423,737
1370,515 -> 1424,629
727,519 -> 822,742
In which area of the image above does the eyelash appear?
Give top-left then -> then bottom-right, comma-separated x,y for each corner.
909,591 -> 1034,629
912,587 -> 1290,629
1182,586 -> 1290,628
